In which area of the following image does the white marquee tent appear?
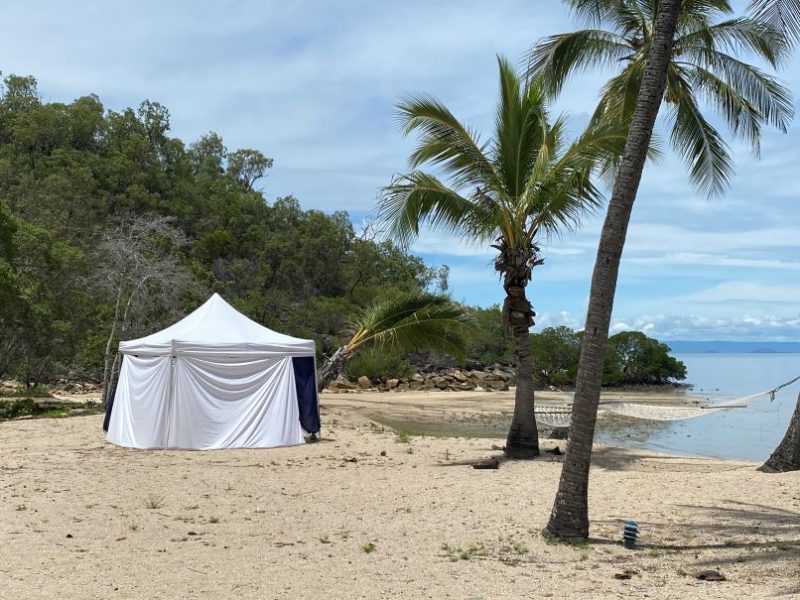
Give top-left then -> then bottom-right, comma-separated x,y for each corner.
104,293 -> 320,450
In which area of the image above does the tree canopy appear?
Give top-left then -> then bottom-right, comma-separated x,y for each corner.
0,73 -> 444,385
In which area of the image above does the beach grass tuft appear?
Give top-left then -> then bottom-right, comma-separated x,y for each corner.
143,494 -> 165,510
362,542 -> 376,554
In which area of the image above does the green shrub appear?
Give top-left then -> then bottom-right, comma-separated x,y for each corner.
0,398 -> 39,420
362,542 -> 376,554
344,348 -> 413,381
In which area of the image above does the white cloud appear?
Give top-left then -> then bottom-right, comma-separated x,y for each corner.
682,281 -> 800,304
610,312 -> 800,341
628,252 -> 800,271
609,321 -> 632,334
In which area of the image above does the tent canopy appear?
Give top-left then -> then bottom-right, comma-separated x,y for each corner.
120,293 -> 315,357
105,293 -> 319,450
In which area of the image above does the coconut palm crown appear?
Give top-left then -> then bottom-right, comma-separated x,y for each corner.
530,0 -> 794,196
378,56 -> 626,457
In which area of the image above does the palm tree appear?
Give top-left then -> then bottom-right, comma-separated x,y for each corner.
539,0 -> 793,540
530,0 -> 793,197
748,2 -> 800,474
378,57 -> 625,458
317,292 -> 469,392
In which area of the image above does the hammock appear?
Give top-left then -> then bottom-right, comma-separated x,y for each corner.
535,374 -> 800,426
535,405 -> 574,428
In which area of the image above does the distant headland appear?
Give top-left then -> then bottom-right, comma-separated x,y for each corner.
666,341 -> 800,354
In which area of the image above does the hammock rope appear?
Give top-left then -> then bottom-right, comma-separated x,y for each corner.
534,373 -> 800,426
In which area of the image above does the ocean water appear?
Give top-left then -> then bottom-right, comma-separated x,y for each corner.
596,353 -> 800,462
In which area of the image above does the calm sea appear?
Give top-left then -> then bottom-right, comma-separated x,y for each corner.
596,353 -> 800,462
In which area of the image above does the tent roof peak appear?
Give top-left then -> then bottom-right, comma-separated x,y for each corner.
118,293 -> 315,356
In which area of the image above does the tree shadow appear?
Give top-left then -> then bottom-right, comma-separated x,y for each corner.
432,453 -> 508,468
432,446 -> 567,467
591,499 -> 800,593
589,445 -> 731,472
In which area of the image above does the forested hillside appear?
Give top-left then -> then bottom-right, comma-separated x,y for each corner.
0,73 -> 448,387
0,73 -> 685,390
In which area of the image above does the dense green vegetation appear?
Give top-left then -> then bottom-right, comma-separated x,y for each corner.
0,72 -> 685,391
470,317 -> 686,387
0,73 -> 444,387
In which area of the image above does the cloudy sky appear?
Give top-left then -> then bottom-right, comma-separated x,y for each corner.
2,0 -> 799,340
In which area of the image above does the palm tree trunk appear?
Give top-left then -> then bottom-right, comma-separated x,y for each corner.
505,284 -> 540,458
316,346 -> 352,393
759,391 -> 800,472
545,0 -> 681,540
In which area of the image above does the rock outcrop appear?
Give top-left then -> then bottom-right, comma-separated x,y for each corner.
324,365 -> 516,393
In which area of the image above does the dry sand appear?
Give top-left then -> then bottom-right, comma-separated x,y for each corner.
1,390 -> 799,599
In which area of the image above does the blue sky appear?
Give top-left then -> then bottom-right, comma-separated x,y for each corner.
2,0 -> 799,340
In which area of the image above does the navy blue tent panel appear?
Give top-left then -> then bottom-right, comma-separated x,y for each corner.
102,373 -> 119,432
102,395 -> 114,432
292,356 -> 321,434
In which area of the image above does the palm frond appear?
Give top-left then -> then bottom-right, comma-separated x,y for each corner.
396,96 -> 502,191
677,17 -> 790,67
523,118 -> 626,235
494,57 -> 551,203
591,56 -> 647,124
677,0 -> 735,31
348,292 -> 471,360
748,0 -> 800,44
523,0 -> 797,207
667,67 -> 734,196
680,49 -> 794,133
566,0 -> 615,25
377,171 -> 497,248
527,29 -> 631,96
530,170 -> 603,237
566,0 -> 645,35
690,66 -> 765,152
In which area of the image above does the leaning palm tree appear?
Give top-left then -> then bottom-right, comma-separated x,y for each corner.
748,0 -> 800,472
530,0 -> 793,196
536,0 -> 793,540
378,57 -> 625,458
317,292 -> 470,392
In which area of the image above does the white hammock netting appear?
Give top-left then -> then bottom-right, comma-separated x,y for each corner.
534,374 -> 800,427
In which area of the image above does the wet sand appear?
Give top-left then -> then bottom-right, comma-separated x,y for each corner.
321,387 -> 702,438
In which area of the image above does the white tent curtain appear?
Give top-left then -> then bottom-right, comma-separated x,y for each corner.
169,354 -> 303,449
107,354 -> 305,449
106,354 -> 173,449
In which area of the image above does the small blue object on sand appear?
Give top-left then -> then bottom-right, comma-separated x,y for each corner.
623,520 -> 639,549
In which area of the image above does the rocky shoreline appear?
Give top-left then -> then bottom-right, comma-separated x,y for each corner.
2,369 -> 689,399
326,366 -> 691,394
326,365 -> 517,393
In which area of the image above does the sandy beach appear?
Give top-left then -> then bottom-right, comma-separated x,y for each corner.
1,390 -> 798,599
